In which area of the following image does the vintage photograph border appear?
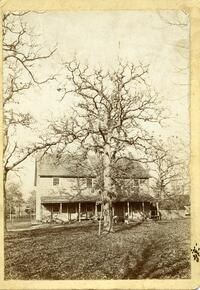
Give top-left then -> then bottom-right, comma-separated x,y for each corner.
0,0 -> 200,289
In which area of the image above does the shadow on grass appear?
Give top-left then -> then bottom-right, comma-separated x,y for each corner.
5,221 -> 146,239
123,241 -> 154,279
114,221 -> 144,233
5,221 -> 99,238
7,218 -> 168,239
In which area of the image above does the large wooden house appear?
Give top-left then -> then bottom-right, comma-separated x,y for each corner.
35,154 -> 157,222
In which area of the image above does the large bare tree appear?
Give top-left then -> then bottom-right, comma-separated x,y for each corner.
3,12 -> 58,228
54,59 -> 167,232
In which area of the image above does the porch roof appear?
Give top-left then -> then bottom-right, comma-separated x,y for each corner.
114,193 -> 155,203
41,193 -> 155,204
41,194 -> 99,204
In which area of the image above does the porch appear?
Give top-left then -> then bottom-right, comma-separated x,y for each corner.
42,201 -> 101,222
41,199 -> 158,222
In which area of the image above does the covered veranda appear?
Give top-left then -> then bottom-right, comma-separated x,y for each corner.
41,193 -> 158,222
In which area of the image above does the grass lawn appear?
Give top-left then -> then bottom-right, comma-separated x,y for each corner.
7,221 -> 33,230
4,219 -> 190,280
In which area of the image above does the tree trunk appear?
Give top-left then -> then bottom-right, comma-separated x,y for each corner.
103,141 -> 113,232
103,200 -> 113,232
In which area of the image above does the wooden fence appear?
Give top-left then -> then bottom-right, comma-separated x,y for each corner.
7,213 -> 36,223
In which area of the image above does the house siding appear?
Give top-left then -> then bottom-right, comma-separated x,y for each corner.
35,155 -> 153,222
36,176 -> 95,221
38,176 -> 94,196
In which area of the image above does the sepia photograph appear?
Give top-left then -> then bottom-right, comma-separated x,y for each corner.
3,9 -> 192,281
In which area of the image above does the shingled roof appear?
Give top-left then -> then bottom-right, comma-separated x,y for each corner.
113,158 -> 149,179
36,154 -> 96,178
41,192 -> 155,204
41,194 -> 98,204
36,154 -> 150,179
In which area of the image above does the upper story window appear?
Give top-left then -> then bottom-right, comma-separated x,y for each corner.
134,179 -> 139,186
140,179 -> 146,184
53,177 -> 59,186
86,178 -> 92,188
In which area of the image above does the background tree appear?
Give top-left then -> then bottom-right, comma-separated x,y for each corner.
148,137 -> 189,199
54,59 -> 167,232
158,10 -> 189,81
6,182 -> 24,219
25,190 -> 36,213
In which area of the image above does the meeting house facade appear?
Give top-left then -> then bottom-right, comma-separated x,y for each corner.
35,154 -> 158,223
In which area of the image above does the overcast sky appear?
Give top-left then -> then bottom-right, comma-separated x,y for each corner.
9,10 -> 189,197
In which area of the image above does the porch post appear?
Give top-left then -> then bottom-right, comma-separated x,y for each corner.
59,203 -> 62,214
86,203 -> 88,219
142,202 -> 145,213
51,205 -> 53,221
95,203 -> 98,220
127,201 -> 130,219
132,203 -> 133,219
78,202 -> 81,222
156,201 -> 159,213
67,204 -> 69,221
76,203 -> 78,220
